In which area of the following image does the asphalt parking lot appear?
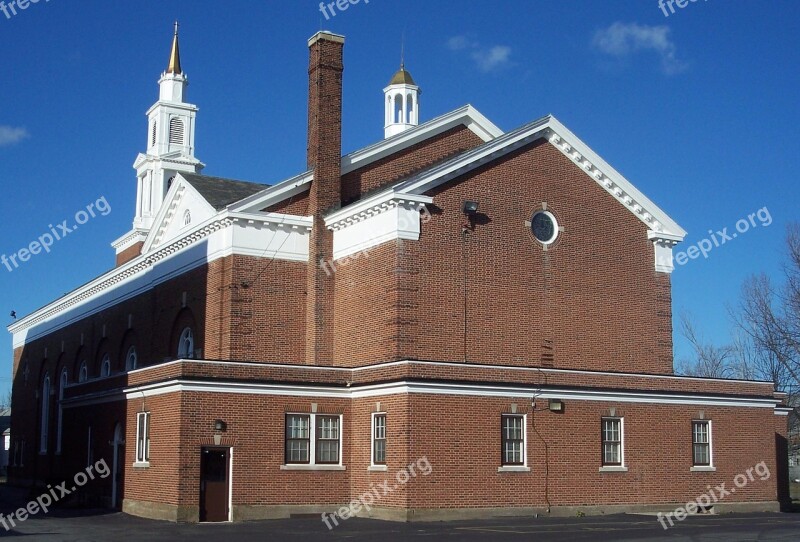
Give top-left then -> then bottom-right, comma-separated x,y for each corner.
2,485 -> 800,541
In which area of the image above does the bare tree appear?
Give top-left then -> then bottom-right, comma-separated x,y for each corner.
676,312 -> 738,378
736,223 -> 800,397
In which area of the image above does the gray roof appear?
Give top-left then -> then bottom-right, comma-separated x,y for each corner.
181,173 -> 269,210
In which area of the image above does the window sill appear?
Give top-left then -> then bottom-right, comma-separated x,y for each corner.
690,466 -> 717,472
132,461 -> 150,468
368,465 -> 388,472
599,466 -> 628,473
498,466 -> 531,473
280,464 -> 346,471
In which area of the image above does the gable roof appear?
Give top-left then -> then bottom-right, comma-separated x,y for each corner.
230,104 -> 503,213
181,174 -> 269,210
325,115 -> 686,240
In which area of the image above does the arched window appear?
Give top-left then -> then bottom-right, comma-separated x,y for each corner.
56,369 -> 67,454
407,94 -> 415,124
178,327 -> 194,359
169,117 -> 184,145
40,375 -> 51,453
183,209 -> 191,226
100,355 -> 111,377
126,346 -> 138,371
78,361 -> 88,383
394,93 -> 404,124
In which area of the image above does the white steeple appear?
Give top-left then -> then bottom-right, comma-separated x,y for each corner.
132,21 -> 203,232
384,63 -> 420,138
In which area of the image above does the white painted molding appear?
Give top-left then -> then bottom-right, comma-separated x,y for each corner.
111,229 -> 148,253
122,378 -> 780,410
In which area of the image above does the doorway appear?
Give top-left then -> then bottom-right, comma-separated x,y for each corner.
199,447 -> 230,522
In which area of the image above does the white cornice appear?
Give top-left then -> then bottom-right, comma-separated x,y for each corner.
324,192 -> 432,231
122,378 -> 779,410
342,104 -> 502,173
8,207 -> 312,343
110,229 -> 148,251
376,115 -> 685,241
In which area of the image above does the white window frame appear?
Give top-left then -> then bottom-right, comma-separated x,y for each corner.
39,375 -> 51,454
369,413 -> 388,471
690,420 -> 716,472
134,411 -> 150,467
498,413 -> 530,472
599,417 -> 628,472
281,413 -> 344,471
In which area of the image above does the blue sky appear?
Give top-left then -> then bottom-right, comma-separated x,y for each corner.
1,0 -> 798,396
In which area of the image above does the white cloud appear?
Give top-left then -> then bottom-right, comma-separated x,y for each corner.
447,35 -> 471,51
472,46 -> 513,73
592,22 -> 686,75
0,125 -> 29,147
447,35 -> 513,73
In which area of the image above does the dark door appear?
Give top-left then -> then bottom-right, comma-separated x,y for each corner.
200,448 -> 230,522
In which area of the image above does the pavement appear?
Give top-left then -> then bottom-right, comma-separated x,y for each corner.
2,484 -> 800,541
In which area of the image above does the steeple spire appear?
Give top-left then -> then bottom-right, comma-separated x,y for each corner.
166,21 -> 182,75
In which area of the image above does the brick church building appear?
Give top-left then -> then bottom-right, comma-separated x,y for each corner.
7,27 -> 791,522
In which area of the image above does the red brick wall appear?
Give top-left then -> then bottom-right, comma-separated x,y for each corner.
406,394 -> 780,509
263,190 -> 310,215
125,393 -> 183,506
115,241 -> 143,267
341,126 -> 485,205
333,139 -> 673,373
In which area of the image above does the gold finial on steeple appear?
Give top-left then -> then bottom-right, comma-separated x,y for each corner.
166,21 -> 182,75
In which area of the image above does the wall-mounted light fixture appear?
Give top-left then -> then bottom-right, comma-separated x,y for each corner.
214,419 -> 227,432
548,399 -> 564,413
462,200 -> 479,215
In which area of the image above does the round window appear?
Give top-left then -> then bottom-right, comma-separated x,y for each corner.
531,211 -> 558,245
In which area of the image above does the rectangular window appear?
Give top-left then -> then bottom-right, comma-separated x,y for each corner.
501,415 -> 525,466
285,414 -> 311,464
372,414 -> 386,465
316,416 -> 340,464
601,418 -> 622,466
135,412 -> 150,464
284,413 -> 343,466
692,421 -> 711,466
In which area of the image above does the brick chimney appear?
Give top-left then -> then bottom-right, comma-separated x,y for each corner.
305,31 -> 344,365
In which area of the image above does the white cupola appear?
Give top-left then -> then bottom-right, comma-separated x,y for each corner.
132,21 -> 204,232
384,64 -> 420,138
